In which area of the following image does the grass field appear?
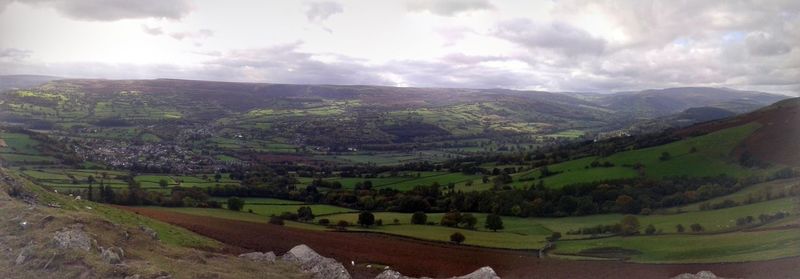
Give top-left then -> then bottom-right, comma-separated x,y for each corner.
508,123 -> 769,189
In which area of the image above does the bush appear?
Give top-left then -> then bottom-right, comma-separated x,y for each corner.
375,219 -> 383,226
676,224 -> 685,233
546,232 -> 562,242
449,232 -> 466,244
690,223 -> 704,232
297,206 -> 314,221
645,224 -> 656,235
485,214 -> 504,232
337,220 -> 349,230
411,211 -> 427,225
279,211 -> 299,221
358,211 -> 375,227
318,218 -> 331,225
269,216 -> 284,226
460,213 -> 478,229
227,197 -> 244,211
440,211 -> 462,227
620,215 -> 640,235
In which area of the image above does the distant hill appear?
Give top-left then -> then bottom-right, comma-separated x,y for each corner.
0,75 -> 62,92
677,97 -> 800,166
592,87 -> 787,118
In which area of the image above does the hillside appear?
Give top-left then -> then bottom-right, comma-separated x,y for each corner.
678,98 -> 800,166
591,87 -> 786,117
0,168 -> 307,279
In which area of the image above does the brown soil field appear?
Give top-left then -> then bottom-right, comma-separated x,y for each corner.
122,206 -> 800,279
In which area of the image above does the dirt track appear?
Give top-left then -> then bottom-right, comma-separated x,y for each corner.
123,207 -> 800,279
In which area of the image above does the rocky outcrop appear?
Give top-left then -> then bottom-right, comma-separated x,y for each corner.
139,225 -> 159,240
375,266 -> 500,279
282,244 -> 350,279
52,227 -> 93,251
239,251 -> 276,263
672,271 -> 726,279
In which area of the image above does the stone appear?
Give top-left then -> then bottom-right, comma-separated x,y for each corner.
238,251 -> 276,263
101,246 -> 125,264
15,245 -> 33,265
53,228 -> 92,251
672,271 -> 725,279
123,275 -> 141,279
139,225 -> 159,240
375,266 -> 500,279
282,244 -> 351,279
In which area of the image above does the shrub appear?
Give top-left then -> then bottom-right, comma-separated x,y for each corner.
318,218 -> 331,225
440,211 -> 462,227
411,211 -> 427,225
375,219 -> 383,226
358,211 -> 375,227
620,215 -> 640,235
227,197 -> 244,211
459,213 -> 478,229
645,224 -> 656,235
337,220 -> 349,230
297,206 -> 314,221
449,232 -> 465,244
546,232 -> 562,242
676,224 -> 685,233
690,223 -> 704,232
485,214 -> 504,232
269,216 -> 284,226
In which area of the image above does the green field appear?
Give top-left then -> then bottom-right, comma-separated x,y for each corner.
509,123 -> 770,189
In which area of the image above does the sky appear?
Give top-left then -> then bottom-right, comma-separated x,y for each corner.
0,0 -> 798,95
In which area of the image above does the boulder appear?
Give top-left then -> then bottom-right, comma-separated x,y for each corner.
15,245 -> 33,265
282,244 -> 351,279
672,271 -> 725,279
101,246 -> 125,264
123,275 -> 141,279
375,267 -> 500,279
139,225 -> 159,240
239,251 -> 276,263
53,228 -> 92,251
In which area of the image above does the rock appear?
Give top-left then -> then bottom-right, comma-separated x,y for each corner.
282,244 -> 351,279
455,267 -> 500,279
52,228 -> 92,251
139,225 -> 159,240
101,246 -> 125,264
375,267 -> 500,279
239,251 -> 276,263
15,245 -> 33,265
672,271 -> 725,279
123,275 -> 141,279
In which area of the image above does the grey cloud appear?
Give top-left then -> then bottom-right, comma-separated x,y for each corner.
170,29 -> 213,41
406,0 -> 493,16
12,0 -> 192,21
746,31 -> 792,56
495,19 -> 607,56
0,48 -> 32,61
306,1 -> 343,23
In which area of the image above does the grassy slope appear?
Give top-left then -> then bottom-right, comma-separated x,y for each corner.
510,123 -> 768,189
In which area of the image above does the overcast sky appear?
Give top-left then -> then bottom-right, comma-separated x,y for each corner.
0,0 -> 798,95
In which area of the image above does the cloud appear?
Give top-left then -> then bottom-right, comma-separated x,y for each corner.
305,1 -> 343,23
10,0 -> 192,21
495,19 -> 607,56
406,0 -> 493,16
745,31 -> 792,56
141,24 -> 163,36
0,48 -> 32,62
169,29 -> 213,41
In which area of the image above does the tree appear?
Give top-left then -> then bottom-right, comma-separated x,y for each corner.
358,211 -> 375,227
659,152 -> 672,161
620,215 -> 640,235
227,197 -> 244,211
158,179 -> 169,189
450,232 -> 466,244
645,224 -> 656,235
690,223 -> 704,232
411,211 -> 427,225
546,232 -> 562,242
459,213 -> 478,229
337,220 -> 350,230
676,224 -> 685,233
485,214 -> 504,232
87,175 -> 95,201
297,206 -> 314,221
214,173 -> 222,182
440,211 -> 462,227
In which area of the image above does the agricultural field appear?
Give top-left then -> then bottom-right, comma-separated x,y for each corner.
501,123 -> 772,189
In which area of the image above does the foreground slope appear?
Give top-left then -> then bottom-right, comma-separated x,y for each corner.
0,168 -> 306,279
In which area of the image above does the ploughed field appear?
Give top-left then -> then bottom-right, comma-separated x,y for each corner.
123,206 -> 800,279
